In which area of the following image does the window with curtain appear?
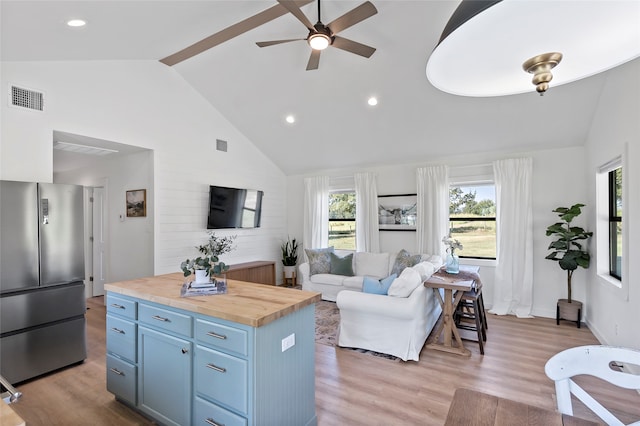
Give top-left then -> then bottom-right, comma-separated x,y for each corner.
449,184 -> 496,259
608,167 -> 622,280
328,191 -> 356,250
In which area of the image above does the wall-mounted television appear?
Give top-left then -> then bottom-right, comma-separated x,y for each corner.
207,185 -> 264,229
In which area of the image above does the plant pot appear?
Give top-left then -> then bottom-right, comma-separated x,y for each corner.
194,269 -> 209,283
557,299 -> 582,328
283,265 -> 296,279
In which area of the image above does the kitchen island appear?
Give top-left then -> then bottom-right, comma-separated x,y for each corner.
105,272 -> 321,426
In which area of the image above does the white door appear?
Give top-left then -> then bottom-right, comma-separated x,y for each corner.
92,187 -> 106,296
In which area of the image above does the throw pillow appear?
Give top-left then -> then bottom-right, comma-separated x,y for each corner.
413,261 -> 436,282
362,273 -> 397,295
388,267 -> 422,298
330,252 -> 354,276
390,249 -> 422,276
305,247 -> 334,275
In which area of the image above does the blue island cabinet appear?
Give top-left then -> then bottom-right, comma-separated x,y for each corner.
105,289 -> 318,426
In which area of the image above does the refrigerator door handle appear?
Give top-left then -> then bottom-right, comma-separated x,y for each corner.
41,198 -> 49,224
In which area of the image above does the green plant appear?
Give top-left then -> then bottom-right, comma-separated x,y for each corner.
545,204 -> 593,303
281,237 -> 299,266
180,232 -> 236,278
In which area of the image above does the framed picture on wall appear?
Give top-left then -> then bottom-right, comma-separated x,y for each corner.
378,194 -> 417,231
126,189 -> 147,217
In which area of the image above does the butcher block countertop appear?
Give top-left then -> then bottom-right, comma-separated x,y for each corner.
104,272 -> 321,328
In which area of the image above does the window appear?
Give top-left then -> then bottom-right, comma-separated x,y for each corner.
608,167 -> 622,280
328,191 -> 356,250
449,185 -> 496,259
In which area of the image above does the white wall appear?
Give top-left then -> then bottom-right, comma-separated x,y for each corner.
55,150 -> 155,284
584,58 -> 640,348
1,61 -> 288,283
286,145 -> 589,319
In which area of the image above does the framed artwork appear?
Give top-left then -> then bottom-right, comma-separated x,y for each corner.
378,194 -> 417,231
126,189 -> 147,217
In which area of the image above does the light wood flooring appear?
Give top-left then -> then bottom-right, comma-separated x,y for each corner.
7,296 -> 639,425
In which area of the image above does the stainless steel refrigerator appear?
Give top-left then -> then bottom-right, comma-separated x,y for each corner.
0,180 -> 87,384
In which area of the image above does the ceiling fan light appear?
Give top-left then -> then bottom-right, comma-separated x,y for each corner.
308,33 -> 331,50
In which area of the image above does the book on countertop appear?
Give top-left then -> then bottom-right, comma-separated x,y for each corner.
180,276 -> 227,297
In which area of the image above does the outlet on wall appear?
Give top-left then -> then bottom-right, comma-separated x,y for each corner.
281,333 -> 295,352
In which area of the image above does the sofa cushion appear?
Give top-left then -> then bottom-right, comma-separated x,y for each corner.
354,252 -> 390,278
330,252 -> 354,276
310,273 -> 346,286
343,276 -> 365,290
413,261 -> 437,281
362,273 -> 397,295
388,267 -> 422,298
305,247 -> 334,275
390,249 -> 422,276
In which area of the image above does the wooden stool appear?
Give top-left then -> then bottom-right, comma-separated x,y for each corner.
454,283 -> 487,354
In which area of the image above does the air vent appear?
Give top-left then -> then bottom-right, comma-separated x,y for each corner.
216,139 -> 228,152
9,84 -> 44,111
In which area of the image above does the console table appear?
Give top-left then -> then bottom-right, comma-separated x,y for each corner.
424,266 -> 480,357
225,260 -> 276,285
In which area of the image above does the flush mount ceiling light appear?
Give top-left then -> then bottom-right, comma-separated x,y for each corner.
426,0 -> 640,97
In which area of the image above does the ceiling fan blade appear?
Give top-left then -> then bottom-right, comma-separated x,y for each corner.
326,1 -> 378,35
256,38 -> 305,47
306,49 -> 321,70
331,36 -> 376,58
160,0 -> 313,66
278,0 -> 315,31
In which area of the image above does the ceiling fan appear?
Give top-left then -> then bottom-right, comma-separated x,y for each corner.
256,0 -> 378,70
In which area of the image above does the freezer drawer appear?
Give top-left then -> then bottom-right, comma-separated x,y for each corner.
0,282 -> 86,334
0,316 -> 87,384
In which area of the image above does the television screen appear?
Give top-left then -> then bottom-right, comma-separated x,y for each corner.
207,185 -> 263,229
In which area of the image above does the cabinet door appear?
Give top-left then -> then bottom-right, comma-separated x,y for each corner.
138,326 -> 192,426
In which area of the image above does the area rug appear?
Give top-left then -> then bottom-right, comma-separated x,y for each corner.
315,300 -> 400,361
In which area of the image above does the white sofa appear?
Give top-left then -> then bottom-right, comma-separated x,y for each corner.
300,250 -> 442,301
300,250 -> 443,361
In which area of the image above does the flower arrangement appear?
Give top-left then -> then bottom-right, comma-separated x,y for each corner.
180,232 -> 237,278
442,235 -> 463,255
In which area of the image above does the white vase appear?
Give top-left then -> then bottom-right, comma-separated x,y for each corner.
194,269 -> 209,283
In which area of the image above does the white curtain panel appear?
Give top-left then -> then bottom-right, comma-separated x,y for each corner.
491,158 -> 534,318
354,172 -> 381,253
416,165 -> 449,257
303,176 -> 329,253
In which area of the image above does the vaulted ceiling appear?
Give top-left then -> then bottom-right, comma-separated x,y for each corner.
2,1 -> 630,175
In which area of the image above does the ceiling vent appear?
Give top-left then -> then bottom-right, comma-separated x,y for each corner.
9,84 -> 44,111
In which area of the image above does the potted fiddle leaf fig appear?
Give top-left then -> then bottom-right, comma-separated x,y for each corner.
545,203 -> 593,327
281,236 -> 299,279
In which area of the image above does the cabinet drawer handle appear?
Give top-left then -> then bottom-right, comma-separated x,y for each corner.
151,315 -> 170,322
109,368 -> 125,376
206,363 -> 226,373
205,418 -> 224,426
206,331 -> 227,340
110,303 -> 125,309
111,327 -> 125,334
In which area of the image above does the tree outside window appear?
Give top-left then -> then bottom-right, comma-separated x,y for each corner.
449,185 -> 496,259
329,192 -> 356,250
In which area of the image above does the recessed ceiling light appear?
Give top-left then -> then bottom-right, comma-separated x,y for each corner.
66,19 -> 87,27
285,115 -> 295,124
368,97 -> 378,106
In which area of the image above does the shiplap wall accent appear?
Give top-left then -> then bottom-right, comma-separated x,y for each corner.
1,60 -> 288,283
